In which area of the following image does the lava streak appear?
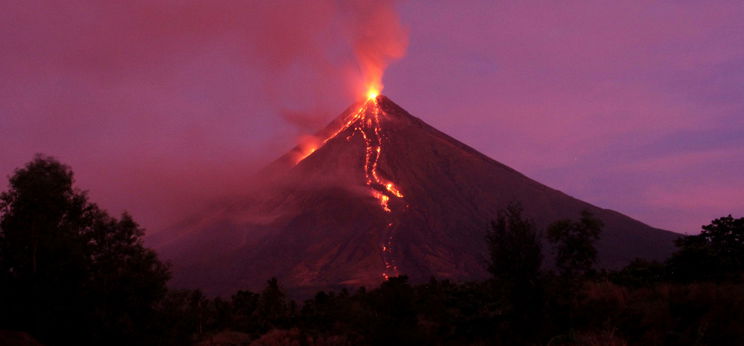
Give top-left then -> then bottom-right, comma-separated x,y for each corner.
296,94 -> 404,280
350,96 -> 403,280
296,95 -> 403,210
354,98 -> 403,208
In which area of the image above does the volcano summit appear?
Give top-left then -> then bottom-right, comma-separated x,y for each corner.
157,96 -> 678,295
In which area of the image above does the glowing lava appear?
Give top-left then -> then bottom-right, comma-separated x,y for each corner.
353,96 -> 403,280
295,92 -> 404,280
295,146 -> 317,163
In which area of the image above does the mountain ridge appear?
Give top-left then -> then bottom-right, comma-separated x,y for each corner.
157,95 -> 679,296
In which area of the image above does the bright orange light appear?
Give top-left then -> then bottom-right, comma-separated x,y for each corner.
299,147 -> 316,161
372,191 -> 391,213
367,88 -> 379,100
385,183 -> 404,198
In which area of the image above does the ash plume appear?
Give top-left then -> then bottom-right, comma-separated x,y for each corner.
0,0 -> 409,233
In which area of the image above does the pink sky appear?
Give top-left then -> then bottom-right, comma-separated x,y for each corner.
1,1 -> 743,234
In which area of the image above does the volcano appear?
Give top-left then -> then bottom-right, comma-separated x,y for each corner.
156,95 -> 678,296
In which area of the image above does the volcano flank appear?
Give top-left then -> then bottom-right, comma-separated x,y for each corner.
157,96 -> 678,296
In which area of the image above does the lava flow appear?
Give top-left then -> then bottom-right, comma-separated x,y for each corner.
296,90 -> 404,280
354,95 -> 404,280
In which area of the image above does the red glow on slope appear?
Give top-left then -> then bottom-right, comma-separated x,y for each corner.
293,135 -> 322,164
295,146 -> 317,163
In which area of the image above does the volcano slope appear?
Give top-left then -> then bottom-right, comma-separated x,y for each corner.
157,95 -> 679,296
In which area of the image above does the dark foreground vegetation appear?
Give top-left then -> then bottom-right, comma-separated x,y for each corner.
2,156 -> 744,345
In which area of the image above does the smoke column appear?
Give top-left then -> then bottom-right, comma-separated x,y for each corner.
343,0 -> 409,96
0,0 -> 409,232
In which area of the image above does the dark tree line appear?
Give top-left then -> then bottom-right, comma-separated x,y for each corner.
2,155 -> 744,345
0,156 -> 169,345
483,204 -> 744,345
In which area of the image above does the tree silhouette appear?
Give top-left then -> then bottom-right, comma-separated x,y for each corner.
255,277 -> 290,331
0,155 -> 169,345
486,204 -> 543,292
547,210 -> 603,279
609,258 -> 665,287
485,204 -> 544,343
667,215 -> 744,282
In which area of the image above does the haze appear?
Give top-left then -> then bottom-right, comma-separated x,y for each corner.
1,0 -> 742,234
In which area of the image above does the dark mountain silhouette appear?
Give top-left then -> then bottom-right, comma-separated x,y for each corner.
155,95 -> 678,296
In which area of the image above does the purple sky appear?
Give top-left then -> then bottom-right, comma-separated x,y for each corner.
2,1 -> 743,234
